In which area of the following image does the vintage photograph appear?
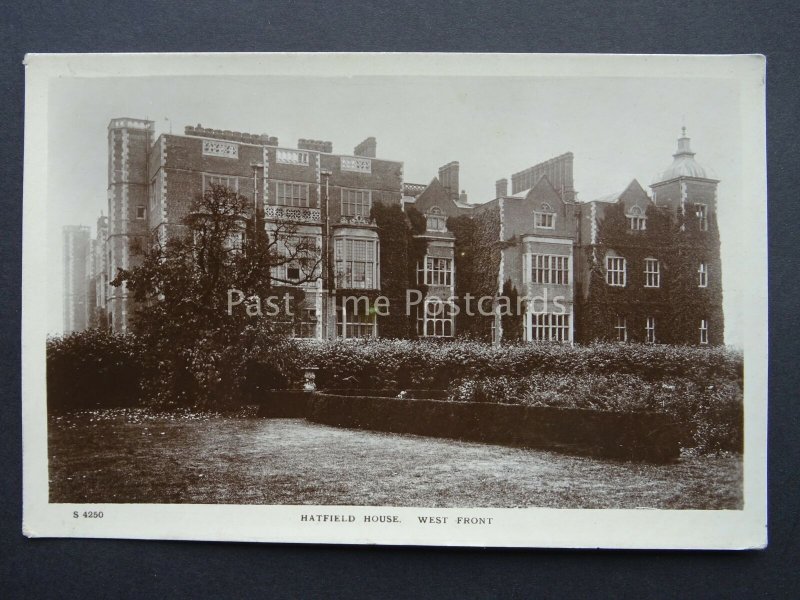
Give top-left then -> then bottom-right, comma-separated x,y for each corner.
23,54 -> 767,548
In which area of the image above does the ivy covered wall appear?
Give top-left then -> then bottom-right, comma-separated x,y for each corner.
371,203 -> 420,338
448,206 -> 501,340
576,200 -> 724,345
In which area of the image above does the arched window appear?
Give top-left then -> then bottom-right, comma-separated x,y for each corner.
627,205 -> 647,230
426,206 -> 447,232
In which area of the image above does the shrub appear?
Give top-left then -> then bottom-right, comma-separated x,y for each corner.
46,329 -> 148,413
251,338 -> 742,391
308,392 -> 682,462
447,371 -> 743,453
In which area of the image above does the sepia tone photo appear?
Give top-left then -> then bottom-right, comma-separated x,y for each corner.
23,54 -> 767,548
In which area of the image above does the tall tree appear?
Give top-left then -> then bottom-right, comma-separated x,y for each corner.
112,184 -> 321,408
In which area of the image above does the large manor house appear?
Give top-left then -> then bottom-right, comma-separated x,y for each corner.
63,118 -> 723,345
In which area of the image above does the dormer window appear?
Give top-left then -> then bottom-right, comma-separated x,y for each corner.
534,203 -> 555,229
627,205 -> 647,230
426,207 -> 447,232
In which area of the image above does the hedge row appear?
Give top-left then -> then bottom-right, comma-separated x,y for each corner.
448,373 -> 743,453
254,338 -> 743,392
306,392 -> 682,463
46,330 -> 147,413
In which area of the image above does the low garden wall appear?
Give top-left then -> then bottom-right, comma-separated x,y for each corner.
301,391 -> 681,463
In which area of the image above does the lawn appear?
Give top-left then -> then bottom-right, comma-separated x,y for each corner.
48,410 -> 742,509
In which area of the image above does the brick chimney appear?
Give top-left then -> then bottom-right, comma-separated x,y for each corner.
354,137 -> 377,158
459,190 -> 468,204
438,161 -> 460,201
298,139 -> 333,153
495,178 -> 508,198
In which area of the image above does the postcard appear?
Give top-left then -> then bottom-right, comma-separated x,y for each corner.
22,53 -> 767,548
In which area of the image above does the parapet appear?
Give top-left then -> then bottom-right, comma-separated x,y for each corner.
185,124 -> 278,146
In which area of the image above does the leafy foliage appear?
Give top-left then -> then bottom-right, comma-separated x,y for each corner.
249,337 -> 742,391
47,327 -> 743,453
46,329 -> 147,412
110,184 -> 319,409
372,202 -> 414,338
580,201 -> 724,344
500,279 -> 523,341
448,372 -> 742,453
447,210 -> 499,339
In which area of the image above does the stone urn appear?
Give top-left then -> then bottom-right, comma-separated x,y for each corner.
303,366 -> 319,392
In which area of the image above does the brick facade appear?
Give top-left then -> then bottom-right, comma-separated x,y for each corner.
80,121 -> 723,346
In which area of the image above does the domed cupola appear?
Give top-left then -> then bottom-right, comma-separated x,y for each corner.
652,128 -> 709,184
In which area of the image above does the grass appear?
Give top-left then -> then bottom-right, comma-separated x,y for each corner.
48,410 -> 742,509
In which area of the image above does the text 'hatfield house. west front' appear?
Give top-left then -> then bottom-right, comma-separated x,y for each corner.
65,119 -> 723,345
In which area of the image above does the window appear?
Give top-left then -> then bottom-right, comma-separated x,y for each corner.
534,203 -> 556,229
700,319 -> 709,344
644,258 -> 660,288
224,230 -> 245,253
149,174 -> 161,211
417,300 -> 455,337
275,181 -> 310,207
698,262 -> 708,288
418,256 -> 453,286
626,205 -> 646,230
530,254 -> 570,285
276,149 -> 310,166
615,316 -> 628,342
695,203 -> 709,231
426,207 -> 447,232
294,308 -> 318,338
606,256 -> 627,287
530,313 -> 570,342
136,206 -> 146,220
336,302 -> 376,338
341,188 -> 372,217
272,234 -> 319,284
335,237 -> 378,289
203,174 -> 239,194
646,317 -> 656,343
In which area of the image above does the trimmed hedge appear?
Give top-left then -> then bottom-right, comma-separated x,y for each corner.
254,339 -> 743,392
448,373 -> 743,453
306,392 -> 681,463
257,390 -> 311,418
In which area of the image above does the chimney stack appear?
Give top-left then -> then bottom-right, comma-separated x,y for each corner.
298,139 -> 333,153
495,178 -> 508,198
459,190 -> 468,204
354,137 -> 377,158
438,161 -> 460,202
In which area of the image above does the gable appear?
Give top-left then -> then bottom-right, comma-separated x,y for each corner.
414,177 -> 463,217
617,179 -> 653,214
525,174 -> 565,207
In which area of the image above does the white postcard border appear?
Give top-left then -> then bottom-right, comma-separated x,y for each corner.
22,53 -> 767,549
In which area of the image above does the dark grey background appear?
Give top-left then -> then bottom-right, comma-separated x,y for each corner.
2,1 -> 797,597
